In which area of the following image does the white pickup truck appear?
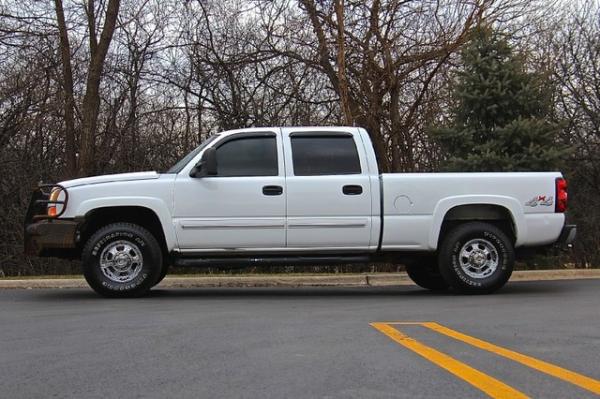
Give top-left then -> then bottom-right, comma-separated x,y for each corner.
25,127 -> 575,297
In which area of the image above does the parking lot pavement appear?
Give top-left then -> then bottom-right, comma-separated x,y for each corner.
1,279 -> 600,398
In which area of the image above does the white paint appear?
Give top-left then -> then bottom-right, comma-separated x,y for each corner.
61,175 -> 177,250
56,126 -> 567,254
172,128 -> 286,250
280,127 -> 375,249
60,171 -> 159,188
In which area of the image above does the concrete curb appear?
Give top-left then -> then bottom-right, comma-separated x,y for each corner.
1,269 -> 599,289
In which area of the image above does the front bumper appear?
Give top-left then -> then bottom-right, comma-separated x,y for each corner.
24,184 -> 77,257
24,219 -> 79,256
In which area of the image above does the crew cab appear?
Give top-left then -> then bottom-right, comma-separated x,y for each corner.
24,127 -> 576,297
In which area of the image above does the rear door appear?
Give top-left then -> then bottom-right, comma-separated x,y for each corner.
282,128 -> 373,250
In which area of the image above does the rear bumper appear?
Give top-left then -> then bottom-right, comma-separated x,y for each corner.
556,224 -> 577,248
24,219 -> 79,256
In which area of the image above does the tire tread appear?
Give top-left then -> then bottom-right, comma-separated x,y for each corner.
438,222 -> 514,295
82,222 -> 162,298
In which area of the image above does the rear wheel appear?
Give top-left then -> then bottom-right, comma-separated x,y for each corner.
405,257 -> 448,290
438,222 -> 514,294
82,223 -> 162,298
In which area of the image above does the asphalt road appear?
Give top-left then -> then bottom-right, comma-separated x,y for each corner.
1,279 -> 600,398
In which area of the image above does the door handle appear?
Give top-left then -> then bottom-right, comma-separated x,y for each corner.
263,185 -> 283,196
343,185 -> 363,195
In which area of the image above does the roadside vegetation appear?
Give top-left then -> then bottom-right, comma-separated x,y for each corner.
1,0 -> 598,276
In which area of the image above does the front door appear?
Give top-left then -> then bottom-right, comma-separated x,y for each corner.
173,130 -> 286,251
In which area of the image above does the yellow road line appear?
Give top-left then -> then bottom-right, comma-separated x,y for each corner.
370,322 -> 529,399
422,322 -> 600,396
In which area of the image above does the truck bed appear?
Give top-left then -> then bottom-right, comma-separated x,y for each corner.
380,172 -> 564,250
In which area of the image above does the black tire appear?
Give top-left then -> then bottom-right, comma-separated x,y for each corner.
405,257 -> 449,290
438,222 -> 514,294
82,223 -> 163,298
153,262 -> 169,287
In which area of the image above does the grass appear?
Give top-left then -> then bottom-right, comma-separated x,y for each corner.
0,271 -> 381,280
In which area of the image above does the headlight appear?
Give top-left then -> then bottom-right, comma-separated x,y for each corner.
47,188 -> 62,217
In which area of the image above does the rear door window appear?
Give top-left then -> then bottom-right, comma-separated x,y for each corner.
290,135 -> 361,176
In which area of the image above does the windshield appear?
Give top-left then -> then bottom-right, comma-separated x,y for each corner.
164,135 -> 219,174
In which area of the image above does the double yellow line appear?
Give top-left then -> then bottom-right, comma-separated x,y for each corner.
370,322 -> 600,398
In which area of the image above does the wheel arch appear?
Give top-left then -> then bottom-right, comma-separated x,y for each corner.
429,196 -> 525,250
76,200 -> 176,253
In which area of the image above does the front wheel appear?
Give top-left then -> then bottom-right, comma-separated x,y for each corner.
82,223 -> 163,298
153,262 -> 170,287
438,222 -> 514,294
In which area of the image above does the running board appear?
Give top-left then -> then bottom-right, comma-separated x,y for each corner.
173,255 -> 372,268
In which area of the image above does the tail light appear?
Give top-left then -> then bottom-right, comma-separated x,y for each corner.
555,178 -> 568,213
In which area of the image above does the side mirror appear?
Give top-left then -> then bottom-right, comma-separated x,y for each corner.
190,147 -> 218,177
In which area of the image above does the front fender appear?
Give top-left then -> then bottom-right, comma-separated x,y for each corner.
428,195 -> 526,249
75,197 -> 177,251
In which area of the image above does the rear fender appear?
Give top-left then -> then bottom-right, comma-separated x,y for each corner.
429,195 -> 525,249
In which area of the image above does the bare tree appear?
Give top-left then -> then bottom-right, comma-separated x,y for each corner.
54,0 -> 77,177
290,0 -> 487,171
553,0 -> 600,266
79,0 -> 121,175
2,0 -> 599,274
334,0 -> 351,125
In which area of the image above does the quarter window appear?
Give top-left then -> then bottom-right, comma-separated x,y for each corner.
290,135 -> 362,176
215,136 -> 278,177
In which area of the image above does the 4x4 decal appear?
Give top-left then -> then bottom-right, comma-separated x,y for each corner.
525,195 -> 553,207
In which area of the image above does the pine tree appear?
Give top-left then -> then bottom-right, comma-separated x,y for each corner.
431,26 -> 566,172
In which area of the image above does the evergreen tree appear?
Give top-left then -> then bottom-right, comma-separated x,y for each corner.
431,26 -> 566,172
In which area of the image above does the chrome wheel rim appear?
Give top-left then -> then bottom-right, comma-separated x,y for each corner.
458,239 -> 498,279
99,240 -> 144,283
